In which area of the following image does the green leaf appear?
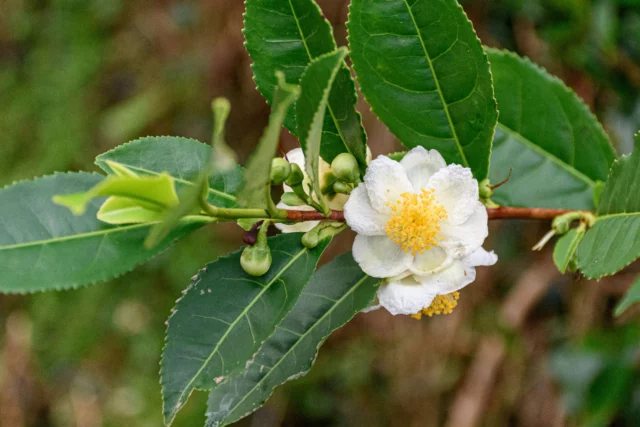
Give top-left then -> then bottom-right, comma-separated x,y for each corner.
614,275 -> 640,317
53,173 -> 179,216
577,134 -> 640,278
237,74 -> 299,209
205,251 -> 379,426
486,49 -> 616,209
97,197 -> 166,225
348,0 -> 498,180
296,48 -> 349,215
161,233 -> 332,426
0,173 -> 211,293
243,0 -> 367,167
95,136 -> 243,208
553,228 -> 585,274
145,177 -> 210,249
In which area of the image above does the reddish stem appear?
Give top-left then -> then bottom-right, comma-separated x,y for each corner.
284,207 -> 588,222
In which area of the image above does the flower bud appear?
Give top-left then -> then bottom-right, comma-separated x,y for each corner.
270,158 -> 291,186
331,153 -> 360,183
301,229 -> 320,249
333,180 -> 352,195
240,245 -> 272,277
285,163 -> 305,186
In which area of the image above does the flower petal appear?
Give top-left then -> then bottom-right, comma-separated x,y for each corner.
274,202 -> 319,233
364,156 -> 413,214
429,164 -> 479,224
464,247 -> 498,267
439,201 -> 489,256
407,246 -> 451,275
377,276 -> 436,315
400,146 -> 447,191
352,234 -> 412,278
415,259 -> 476,295
344,185 -> 389,236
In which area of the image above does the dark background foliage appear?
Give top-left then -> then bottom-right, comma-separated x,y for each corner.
1,1 -> 640,426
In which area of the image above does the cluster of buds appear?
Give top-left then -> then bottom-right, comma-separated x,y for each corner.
324,153 -> 361,196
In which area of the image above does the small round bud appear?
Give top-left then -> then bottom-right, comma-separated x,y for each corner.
270,158 -> 291,186
240,245 -> 272,276
478,178 -> 493,199
285,163 -> 305,186
331,153 -> 359,183
333,181 -> 352,195
301,230 -> 319,249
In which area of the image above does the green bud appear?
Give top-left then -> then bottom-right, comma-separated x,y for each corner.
478,178 -> 493,199
333,180 -> 352,195
286,163 -> 305,186
270,158 -> 291,185
240,245 -> 272,276
331,153 -> 360,183
301,229 -> 320,249
241,220 -> 272,276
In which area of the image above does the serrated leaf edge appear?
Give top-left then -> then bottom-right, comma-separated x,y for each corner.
347,0 -> 498,179
95,136 -> 237,203
486,47 -> 616,185
208,273 -> 378,427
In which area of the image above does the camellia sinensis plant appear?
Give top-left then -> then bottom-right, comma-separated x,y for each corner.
2,0 -> 640,425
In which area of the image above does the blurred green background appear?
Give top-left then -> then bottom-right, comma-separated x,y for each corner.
1,1 -> 640,426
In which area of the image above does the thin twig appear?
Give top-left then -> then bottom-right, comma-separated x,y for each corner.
282,207 -> 589,223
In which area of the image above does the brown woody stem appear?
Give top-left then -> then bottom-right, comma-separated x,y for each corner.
283,207 -> 589,222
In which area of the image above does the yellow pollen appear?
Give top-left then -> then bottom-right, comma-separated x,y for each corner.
411,292 -> 460,319
385,188 -> 448,255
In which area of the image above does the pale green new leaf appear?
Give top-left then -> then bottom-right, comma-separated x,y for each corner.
243,0 -> 367,167
205,251 -> 379,426
95,136 -> 243,208
145,177 -> 209,249
237,74 -> 299,209
97,197 -> 165,225
553,228 -> 585,274
0,173 -> 210,293
614,275 -> 640,317
161,233 -> 332,426
297,48 -> 348,215
348,0 -> 498,180
53,173 -> 179,216
487,49 -> 616,209
577,134 -> 640,278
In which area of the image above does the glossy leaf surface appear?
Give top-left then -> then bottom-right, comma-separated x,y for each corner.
95,136 -> 242,208
205,251 -> 378,426
487,49 -> 616,209
244,0 -> 367,166
0,173 -> 209,293
348,0 -> 498,179
161,233 -> 331,425
577,134 -> 640,278
296,48 -> 349,214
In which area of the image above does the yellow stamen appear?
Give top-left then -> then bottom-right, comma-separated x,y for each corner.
385,188 -> 448,255
411,292 -> 460,319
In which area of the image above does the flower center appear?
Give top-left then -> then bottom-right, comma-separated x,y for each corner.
385,188 -> 448,255
411,292 -> 460,319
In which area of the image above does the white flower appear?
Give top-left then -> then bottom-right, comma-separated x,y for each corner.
343,146 -> 497,316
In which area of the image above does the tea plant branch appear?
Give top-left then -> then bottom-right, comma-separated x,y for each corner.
197,203 -> 593,223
